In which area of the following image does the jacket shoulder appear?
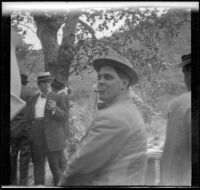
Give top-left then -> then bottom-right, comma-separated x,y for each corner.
49,91 -> 61,100
168,92 -> 191,112
96,99 -> 140,126
27,93 -> 39,102
169,92 -> 190,105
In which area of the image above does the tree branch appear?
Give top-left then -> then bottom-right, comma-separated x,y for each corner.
77,18 -> 97,41
97,39 -> 122,55
17,23 -> 37,34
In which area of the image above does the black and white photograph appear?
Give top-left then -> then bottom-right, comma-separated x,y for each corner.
1,1 -> 199,188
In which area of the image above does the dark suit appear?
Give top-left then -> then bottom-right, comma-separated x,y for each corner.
24,91 -> 68,185
160,92 -> 191,185
10,85 -> 34,185
57,91 -> 70,139
56,91 -> 70,174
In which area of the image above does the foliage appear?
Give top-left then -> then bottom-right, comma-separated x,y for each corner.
11,8 -> 190,78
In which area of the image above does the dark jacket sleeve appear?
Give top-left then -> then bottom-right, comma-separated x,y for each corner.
52,94 -> 68,121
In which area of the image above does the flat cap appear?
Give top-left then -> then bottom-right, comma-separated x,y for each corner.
93,53 -> 138,85
178,53 -> 191,67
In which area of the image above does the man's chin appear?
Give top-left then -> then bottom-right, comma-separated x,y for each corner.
99,95 -> 106,102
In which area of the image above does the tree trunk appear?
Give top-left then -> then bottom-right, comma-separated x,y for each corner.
33,15 -> 60,76
56,11 -> 81,83
33,12 -> 81,84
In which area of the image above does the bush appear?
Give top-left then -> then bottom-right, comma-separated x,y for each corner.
70,87 -> 90,105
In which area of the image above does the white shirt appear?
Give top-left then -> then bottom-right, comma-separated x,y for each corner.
34,94 -> 47,118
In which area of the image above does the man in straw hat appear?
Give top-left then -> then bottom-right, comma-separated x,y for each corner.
160,53 -> 191,186
59,53 -> 147,186
22,72 -> 68,186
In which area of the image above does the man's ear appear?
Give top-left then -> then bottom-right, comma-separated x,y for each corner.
122,78 -> 129,90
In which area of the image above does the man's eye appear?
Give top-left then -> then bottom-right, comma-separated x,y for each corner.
97,75 -> 102,80
98,74 -> 113,80
104,75 -> 113,80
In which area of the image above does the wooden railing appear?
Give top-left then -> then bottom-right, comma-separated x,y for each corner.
145,149 -> 163,185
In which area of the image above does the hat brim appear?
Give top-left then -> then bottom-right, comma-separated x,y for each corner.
38,78 -> 51,82
176,59 -> 191,68
93,58 -> 139,85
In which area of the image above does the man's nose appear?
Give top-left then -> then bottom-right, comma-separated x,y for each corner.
98,76 -> 105,84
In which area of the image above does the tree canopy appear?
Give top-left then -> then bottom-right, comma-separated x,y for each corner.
12,8 -> 190,79
11,7 -> 191,113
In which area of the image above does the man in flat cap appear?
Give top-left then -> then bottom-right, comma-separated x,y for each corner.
51,77 -> 71,137
23,72 -> 68,186
59,53 -> 147,186
51,78 -> 71,169
160,53 -> 191,186
10,74 -> 35,185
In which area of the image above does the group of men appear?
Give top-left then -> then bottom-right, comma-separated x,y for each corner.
10,28 -> 191,187
10,73 -> 71,186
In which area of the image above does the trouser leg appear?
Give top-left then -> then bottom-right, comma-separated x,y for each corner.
19,141 -> 31,186
10,141 -> 20,185
47,151 -> 64,186
61,151 -> 67,172
30,120 -> 46,185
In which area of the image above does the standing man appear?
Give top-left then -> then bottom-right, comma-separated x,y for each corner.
23,72 -> 68,186
51,77 -> 71,139
160,53 -> 191,186
10,74 -> 34,185
59,53 -> 147,186
51,78 -> 71,170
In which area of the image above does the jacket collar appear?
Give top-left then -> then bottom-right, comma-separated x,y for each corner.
103,91 -> 131,108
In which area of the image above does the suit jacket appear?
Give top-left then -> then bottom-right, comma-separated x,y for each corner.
57,91 -> 70,139
10,107 -> 27,141
24,91 -> 68,151
160,92 -> 191,186
59,92 -> 148,186
10,87 -> 35,142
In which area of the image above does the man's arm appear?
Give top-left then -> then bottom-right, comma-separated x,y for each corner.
52,94 -> 68,121
58,115 -> 129,186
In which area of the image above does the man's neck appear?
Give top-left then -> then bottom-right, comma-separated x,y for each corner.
105,91 -> 130,107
